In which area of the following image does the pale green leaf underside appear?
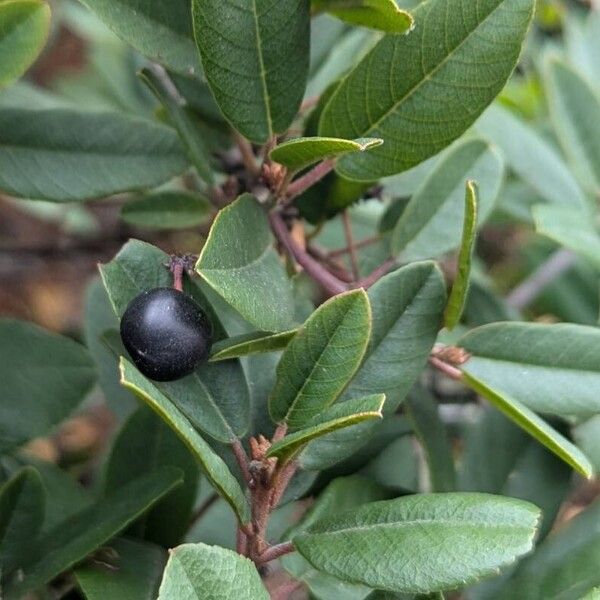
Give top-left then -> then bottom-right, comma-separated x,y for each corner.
192,0 -> 310,143
210,329 -> 297,362
0,109 -> 188,202
319,0 -> 535,180
533,204 -> 600,269
270,136 -> 383,172
158,544 -> 269,600
119,358 -> 251,524
294,493 -> 540,593
391,139 -> 502,261
312,0 -> 413,34
267,394 -> 385,463
459,322 -> 600,419
120,192 -> 211,230
79,0 -> 200,75
0,0 -> 50,89
476,104 -> 589,212
461,370 -> 593,478
545,58 -> 600,195
444,180 -> 478,330
269,289 -> 372,429
196,194 -> 296,332
5,469 -> 182,599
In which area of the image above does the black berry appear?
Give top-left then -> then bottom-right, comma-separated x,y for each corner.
120,287 -> 212,382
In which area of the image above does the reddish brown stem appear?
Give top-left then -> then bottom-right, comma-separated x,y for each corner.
308,244 -> 354,283
429,356 -> 463,380
171,262 -> 184,292
270,461 -> 298,509
270,212 -> 347,296
342,210 -> 360,281
234,131 -> 260,178
272,423 -> 288,443
329,235 -> 381,258
269,579 -> 304,600
257,541 -> 295,564
285,159 -> 335,201
232,439 -> 252,486
354,257 -> 396,289
237,527 -> 249,556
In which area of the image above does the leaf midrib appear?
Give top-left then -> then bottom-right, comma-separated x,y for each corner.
251,0 -> 273,139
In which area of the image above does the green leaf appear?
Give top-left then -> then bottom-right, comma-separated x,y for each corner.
120,191 -> 211,230
0,467 -> 44,576
75,538 -> 166,600
139,68 -> 214,185
342,262 -> 446,409
476,104 -> 589,212
157,543 -> 269,599
196,194 -> 296,332
0,0 -> 50,89
283,476 -> 394,600
390,139 -> 503,261
269,289 -> 371,429
79,0 -> 200,75
545,59 -> 600,195
496,498 -> 600,599
84,279 -> 137,420
533,205 -> 600,269
5,468 -> 182,599
300,262 -> 445,470
312,0 -> 413,34
459,322 -> 600,419
0,319 -> 96,454
270,137 -> 383,172
104,407 -> 199,547
444,180 -> 478,330
210,329 -> 297,362
294,493 -> 540,594
0,108 -> 188,202
405,388 -> 456,493
192,0 -> 310,143
460,370 -> 593,478
119,358 -> 250,525
580,589 -> 600,600
268,394 -> 385,463
319,0 -> 535,180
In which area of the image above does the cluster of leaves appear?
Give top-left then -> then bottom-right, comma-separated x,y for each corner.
2,0 -> 600,598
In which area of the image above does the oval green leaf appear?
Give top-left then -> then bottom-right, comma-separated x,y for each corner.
294,493 -> 541,594
312,0 -> 413,34
0,109 -> 188,202
270,137 -> 383,173
210,329 -> 298,362
391,139 -> 503,260
119,358 -> 251,525
196,194 -> 296,332
79,0 -> 200,75
121,191 -> 211,230
192,0 -> 310,143
0,0 -> 50,89
0,319 -> 96,454
269,289 -> 372,429
158,543 -> 269,600
319,0 -> 535,180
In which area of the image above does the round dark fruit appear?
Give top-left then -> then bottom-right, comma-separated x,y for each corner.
120,287 -> 212,382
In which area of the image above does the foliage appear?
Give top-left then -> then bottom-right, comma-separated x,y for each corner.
1,0 -> 600,598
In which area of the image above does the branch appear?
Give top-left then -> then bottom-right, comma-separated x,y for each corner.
342,210 -> 360,281
285,159 -> 335,201
506,248 -> 576,310
234,131 -> 260,178
232,439 -> 252,486
354,257 -> 397,289
429,356 -> 463,380
270,212 -> 347,296
257,541 -> 295,564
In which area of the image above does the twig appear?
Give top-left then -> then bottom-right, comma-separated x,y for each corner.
269,461 -> 298,509
237,526 -> 249,556
257,541 -> 295,564
270,212 -> 347,296
272,423 -> 288,443
342,210 -> 360,281
354,257 -> 396,289
188,493 -> 219,529
299,96 -> 320,113
506,248 -> 576,310
232,439 -> 252,486
285,159 -> 335,201
308,244 -> 354,282
429,356 -> 463,380
234,131 -> 260,178
328,235 -> 380,258
269,579 -> 304,600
